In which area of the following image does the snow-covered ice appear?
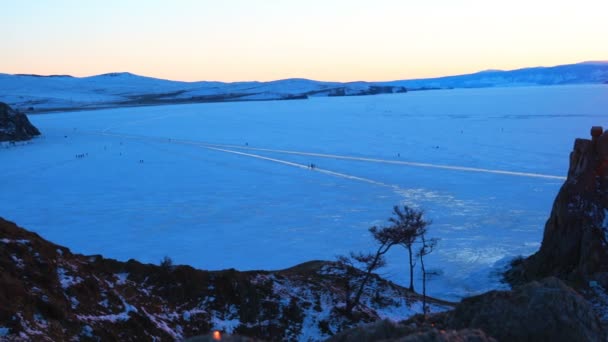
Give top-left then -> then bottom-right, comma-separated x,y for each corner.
2,84 -> 607,301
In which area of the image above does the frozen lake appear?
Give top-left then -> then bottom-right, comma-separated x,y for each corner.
2,84 -> 607,301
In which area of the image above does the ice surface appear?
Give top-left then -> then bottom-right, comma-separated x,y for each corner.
2,85 -> 607,301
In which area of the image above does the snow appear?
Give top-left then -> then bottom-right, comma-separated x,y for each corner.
11,254 -> 25,269
0,73 -> 401,112
142,307 -> 181,340
115,273 -> 129,285
2,84 -> 607,303
0,239 -> 30,244
57,267 -> 83,289
210,305 -> 240,334
80,325 -> 94,338
70,296 -> 80,309
78,296 -> 138,322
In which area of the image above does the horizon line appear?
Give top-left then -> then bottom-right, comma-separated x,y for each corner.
3,59 -> 608,84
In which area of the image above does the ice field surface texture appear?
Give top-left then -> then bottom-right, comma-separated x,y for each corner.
2,84 -> 607,301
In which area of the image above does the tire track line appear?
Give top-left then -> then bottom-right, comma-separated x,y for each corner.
92,131 -> 566,181
200,143 -> 566,181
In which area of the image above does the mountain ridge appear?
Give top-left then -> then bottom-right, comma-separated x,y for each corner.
1,61 -> 607,112
3,60 -> 607,84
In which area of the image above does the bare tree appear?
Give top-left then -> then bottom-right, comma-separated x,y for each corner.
417,233 -> 438,316
388,205 -> 429,292
337,224 -> 396,313
337,206 -> 432,314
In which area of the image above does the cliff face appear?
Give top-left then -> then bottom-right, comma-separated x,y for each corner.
507,129 -> 608,285
0,218 -> 444,341
0,102 -> 40,141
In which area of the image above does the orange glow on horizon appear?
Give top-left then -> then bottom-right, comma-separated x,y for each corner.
2,1 -> 607,83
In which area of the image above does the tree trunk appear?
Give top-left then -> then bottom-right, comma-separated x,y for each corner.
420,252 -> 427,317
408,244 -> 415,292
348,249 -> 382,313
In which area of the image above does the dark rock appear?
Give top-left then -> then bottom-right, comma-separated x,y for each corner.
325,319 -> 496,342
0,102 -> 40,141
185,333 -> 263,341
505,132 -> 608,285
397,329 -> 496,342
444,277 -> 605,341
330,277 -> 604,341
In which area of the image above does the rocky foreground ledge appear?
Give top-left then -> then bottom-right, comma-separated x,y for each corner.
2,217 -> 606,341
0,217 -> 453,341
0,102 -> 40,142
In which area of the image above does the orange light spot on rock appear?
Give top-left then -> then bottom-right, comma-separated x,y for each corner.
213,330 -> 222,341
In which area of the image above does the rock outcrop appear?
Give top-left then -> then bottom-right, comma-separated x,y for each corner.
331,277 -> 605,342
0,217 -> 445,341
0,102 -> 40,141
506,127 -> 608,286
327,319 -> 496,342
442,277 -> 605,341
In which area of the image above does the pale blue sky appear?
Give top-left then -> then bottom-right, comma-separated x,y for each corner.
2,0 -> 607,81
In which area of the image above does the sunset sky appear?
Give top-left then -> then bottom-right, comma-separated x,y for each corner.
2,0 -> 607,82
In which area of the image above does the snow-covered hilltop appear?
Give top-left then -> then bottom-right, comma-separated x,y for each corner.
1,61 -> 606,113
0,73 -> 406,112
387,61 -> 608,89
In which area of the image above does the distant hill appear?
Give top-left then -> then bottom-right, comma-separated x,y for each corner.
0,73 -> 406,112
1,61 -> 606,112
386,61 -> 608,89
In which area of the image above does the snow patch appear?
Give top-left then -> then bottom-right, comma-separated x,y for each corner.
80,325 -> 94,338
78,296 -> 138,322
99,299 -> 109,308
115,272 -> 129,285
11,254 -> 25,269
0,238 -> 29,244
141,307 -> 181,340
57,267 -> 83,289
70,296 -> 80,309
33,313 -> 48,329
210,305 -> 241,334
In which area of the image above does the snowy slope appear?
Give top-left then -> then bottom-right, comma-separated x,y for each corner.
387,61 -> 608,89
2,61 -> 606,112
0,73 -> 405,112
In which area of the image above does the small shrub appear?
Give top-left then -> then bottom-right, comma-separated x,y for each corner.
160,256 -> 173,270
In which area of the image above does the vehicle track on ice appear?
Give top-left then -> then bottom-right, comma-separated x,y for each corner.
94,131 -> 399,191
95,131 -> 566,181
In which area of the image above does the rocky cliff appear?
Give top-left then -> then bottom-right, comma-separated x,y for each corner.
0,102 -> 40,141
506,127 -> 608,286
